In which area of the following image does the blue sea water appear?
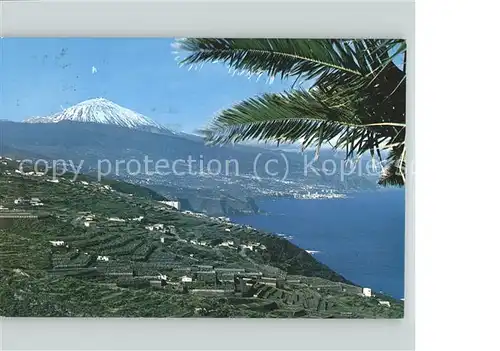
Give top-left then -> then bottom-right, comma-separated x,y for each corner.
230,189 -> 405,299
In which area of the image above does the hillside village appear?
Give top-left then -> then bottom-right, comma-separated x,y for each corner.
0,156 -> 402,318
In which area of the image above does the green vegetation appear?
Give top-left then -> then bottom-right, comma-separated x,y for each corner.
0,159 -> 403,318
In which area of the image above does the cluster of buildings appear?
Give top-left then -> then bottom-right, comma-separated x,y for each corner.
145,223 -> 165,232
179,210 -> 231,224
13,170 -> 46,177
293,191 -> 347,200
147,266 -> 379,305
158,200 -> 181,210
75,212 -> 168,229
172,235 -> 266,253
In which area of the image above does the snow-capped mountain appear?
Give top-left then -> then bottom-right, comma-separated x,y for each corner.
24,98 -> 168,132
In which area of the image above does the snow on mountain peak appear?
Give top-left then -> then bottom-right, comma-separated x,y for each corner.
24,98 -> 168,131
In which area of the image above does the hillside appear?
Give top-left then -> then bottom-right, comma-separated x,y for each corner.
0,157 -> 402,318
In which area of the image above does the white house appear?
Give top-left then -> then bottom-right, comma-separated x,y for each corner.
241,244 -> 255,251
362,288 -> 372,297
97,256 -> 109,262
378,300 -> 391,307
219,241 -> 235,248
224,228 -> 231,232
49,240 -> 65,247
46,179 -> 59,183
181,276 -> 193,283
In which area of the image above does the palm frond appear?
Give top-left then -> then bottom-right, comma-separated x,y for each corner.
177,38 -> 369,83
378,163 -> 405,186
378,147 -> 405,186
178,38 -> 407,186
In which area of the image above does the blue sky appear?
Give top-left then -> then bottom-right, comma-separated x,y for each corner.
0,38 -> 292,132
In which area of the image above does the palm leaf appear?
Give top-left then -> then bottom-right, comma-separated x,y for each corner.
378,147 -> 405,186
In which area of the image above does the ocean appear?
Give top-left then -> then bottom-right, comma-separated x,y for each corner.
230,189 -> 405,299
